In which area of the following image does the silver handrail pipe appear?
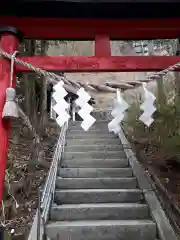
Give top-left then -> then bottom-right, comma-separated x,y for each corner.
28,105 -> 70,240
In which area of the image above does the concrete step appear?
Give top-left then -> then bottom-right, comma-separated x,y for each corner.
66,133 -> 117,139
65,144 -> 123,152
68,128 -> 110,133
63,151 -> 126,160
54,189 -> 143,204
68,123 -> 109,131
69,129 -> 110,134
50,203 -> 149,221
58,168 -> 133,178
66,138 -> 120,145
61,158 -> 129,168
69,120 -> 109,126
46,220 -> 156,240
56,177 -> 137,189
68,127 -> 110,134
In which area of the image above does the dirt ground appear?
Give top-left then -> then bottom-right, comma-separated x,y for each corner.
1,120 -> 59,239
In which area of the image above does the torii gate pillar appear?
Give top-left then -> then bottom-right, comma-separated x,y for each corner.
0,27 -> 22,205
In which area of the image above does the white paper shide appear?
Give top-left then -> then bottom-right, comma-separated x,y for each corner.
75,87 -> 96,131
52,81 -> 70,127
139,83 -> 156,127
108,89 -> 129,134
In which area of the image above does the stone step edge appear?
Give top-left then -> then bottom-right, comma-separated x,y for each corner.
51,203 -> 148,208
47,219 -> 156,226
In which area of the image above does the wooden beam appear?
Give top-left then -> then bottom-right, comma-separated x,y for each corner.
0,17 -> 180,39
15,56 -> 180,72
95,35 -> 111,57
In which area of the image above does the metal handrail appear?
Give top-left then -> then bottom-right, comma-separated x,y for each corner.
41,121 -> 68,220
28,118 -> 69,240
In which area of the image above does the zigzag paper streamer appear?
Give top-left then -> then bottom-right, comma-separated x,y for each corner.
52,81 -> 70,126
75,87 -> 96,131
108,89 -> 129,134
139,83 -> 156,127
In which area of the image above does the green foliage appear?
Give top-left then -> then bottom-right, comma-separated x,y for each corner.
125,85 -> 180,161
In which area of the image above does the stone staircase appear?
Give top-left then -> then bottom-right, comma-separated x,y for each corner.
45,120 -> 158,240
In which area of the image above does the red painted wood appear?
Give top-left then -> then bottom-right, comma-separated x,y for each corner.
16,56 -> 180,72
0,17 -> 180,39
0,35 -> 19,207
95,35 -> 111,57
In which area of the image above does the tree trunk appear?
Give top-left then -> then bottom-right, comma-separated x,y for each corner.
175,40 -> 180,113
152,50 -> 166,111
38,40 -> 48,132
156,76 -> 166,111
18,106 -> 49,168
175,72 -> 180,106
23,40 -> 37,122
24,73 -> 32,118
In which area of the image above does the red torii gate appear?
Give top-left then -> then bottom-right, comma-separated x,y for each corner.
0,0 -> 180,205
